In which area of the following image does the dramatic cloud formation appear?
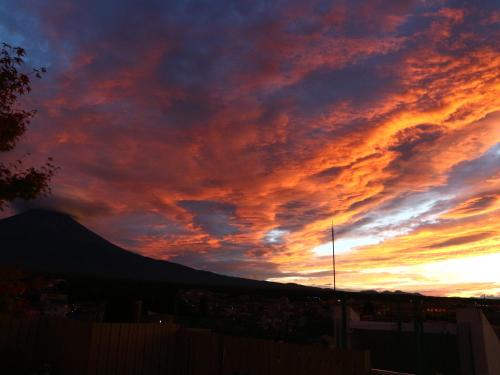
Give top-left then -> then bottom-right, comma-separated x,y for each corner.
1,0 -> 499,296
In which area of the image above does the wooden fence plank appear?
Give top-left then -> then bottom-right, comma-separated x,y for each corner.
149,324 -> 162,375
157,326 -> 168,375
141,324 -> 150,375
108,323 -> 121,375
100,323 -> 113,375
86,323 -> 97,375
161,326 -> 177,375
90,323 -> 103,375
58,319 -> 71,375
126,324 -> 138,375
144,324 -> 154,374
115,324 -> 129,375
136,324 -> 145,375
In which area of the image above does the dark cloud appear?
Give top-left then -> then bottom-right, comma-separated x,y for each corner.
389,124 -> 444,160
167,243 -> 283,280
276,54 -> 400,120
313,166 -> 344,180
275,200 -> 330,232
178,200 -> 239,238
10,194 -> 114,220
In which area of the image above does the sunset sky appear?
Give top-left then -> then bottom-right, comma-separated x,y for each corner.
1,0 -> 499,297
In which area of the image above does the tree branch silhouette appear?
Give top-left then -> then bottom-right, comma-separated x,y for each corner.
0,43 -> 56,210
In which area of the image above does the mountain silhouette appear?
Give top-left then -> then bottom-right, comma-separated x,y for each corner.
0,209 -> 287,289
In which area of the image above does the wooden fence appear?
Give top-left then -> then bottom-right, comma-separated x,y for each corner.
0,315 -> 370,375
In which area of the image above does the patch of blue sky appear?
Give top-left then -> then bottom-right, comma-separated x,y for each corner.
263,228 -> 289,244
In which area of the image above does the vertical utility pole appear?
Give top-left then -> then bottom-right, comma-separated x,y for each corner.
332,223 -> 336,294
332,224 -> 347,349
332,223 -> 341,347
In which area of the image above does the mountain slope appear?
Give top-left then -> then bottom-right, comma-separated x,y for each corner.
0,209 -> 281,288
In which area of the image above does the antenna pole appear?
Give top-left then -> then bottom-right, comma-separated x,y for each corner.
332,223 -> 336,294
331,223 -> 338,347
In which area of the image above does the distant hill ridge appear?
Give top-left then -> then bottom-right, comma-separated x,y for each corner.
0,209 -> 291,289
